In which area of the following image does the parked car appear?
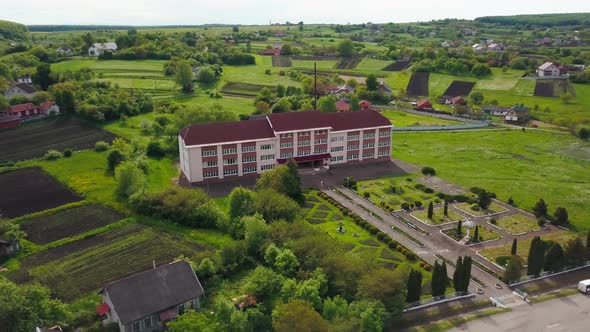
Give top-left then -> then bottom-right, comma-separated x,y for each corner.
578,279 -> 590,294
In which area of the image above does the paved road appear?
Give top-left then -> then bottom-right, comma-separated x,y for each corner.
449,293 -> 590,332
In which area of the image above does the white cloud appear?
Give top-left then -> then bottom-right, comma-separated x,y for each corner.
1,0 -> 589,25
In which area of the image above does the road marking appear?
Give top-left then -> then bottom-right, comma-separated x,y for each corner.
546,323 -> 560,329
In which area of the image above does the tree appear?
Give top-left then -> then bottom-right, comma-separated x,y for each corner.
0,279 -> 70,332
564,237 -> 586,266
421,167 -> 436,176
285,159 -> 304,204
337,39 -> 354,57
107,149 -> 126,171
441,262 -> 449,288
527,236 -> 545,276
456,220 -> 463,238
114,162 -> 145,197
350,94 -> 360,111
553,207 -> 569,226
0,95 -> 8,111
470,91 -> 484,105
175,60 -> 194,92
272,300 -> 329,332
243,214 -> 270,255
196,258 -> 216,279
256,165 -> 302,203
317,95 -> 337,113
579,128 -> 589,141
280,43 -> 293,55
511,239 -> 518,255
478,190 -> 492,210
168,310 -> 212,332
472,225 -> 479,243
471,63 -> 491,77
196,66 -> 216,83
544,243 -> 565,272
243,266 -> 284,301
275,248 -> 299,277
255,101 -> 270,114
533,199 -> 548,218
503,255 -> 523,283
254,189 -> 299,222
453,257 -> 464,292
357,268 -> 406,312
427,202 -> 434,219
228,187 -> 256,221
34,63 -> 53,90
232,26 -> 239,32
460,256 -> 472,292
431,261 -> 446,297
365,74 -> 378,91
444,201 -> 448,216
406,269 -> 423,303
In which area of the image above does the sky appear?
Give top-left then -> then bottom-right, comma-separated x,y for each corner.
2,0 -> 590,26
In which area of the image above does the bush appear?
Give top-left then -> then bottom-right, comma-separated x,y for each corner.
414,201 -> 423,208
414,183 -> 426,190
44,150 -> 62,160
107,149 -> 126,171
424,188 -> 434,194
264,69 -> 271,75
388,242 -> 397,250
421,167 -> 436,176
61,149 -> 72,157
146,141 -> 166,158
369,227 -> 379,235
363,191 -> 370,198
470,204 -> 480,211
377,233 -> 386,241
405,252 -> 416,260
424,264 -> 432,271
490,218 -> 497,225
401,203 -> 410,211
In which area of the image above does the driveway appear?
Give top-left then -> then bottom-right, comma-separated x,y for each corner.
449,293 -> 590,332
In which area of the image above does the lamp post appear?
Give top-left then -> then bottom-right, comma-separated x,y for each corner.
320,180 -> 324,191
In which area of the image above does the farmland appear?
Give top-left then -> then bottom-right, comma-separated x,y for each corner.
19,204 -> 126,245
442,80 -> 476,97
8,222 -> 203,301
0,117 -> 116,163
271,56 -> 292,67
393,129 -> 590,232
406,72 -> 430,96
0,168 -> 83,219
221,82 -> 276,98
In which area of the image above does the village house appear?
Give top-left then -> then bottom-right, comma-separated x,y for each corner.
260,48 -> 281,56
415,99 -> 433,111
1,101 -> 58,121
4,83 -> 37,99
335,99 -> 350,112
56,46 -> 73,56
88,42 -> 118,56
450,96 -> 467,106
482,105 -> 510,117
441,41 -> 452,48
0,238 -> 19,258
504,105 -> 530,124
178,110 -> 392,184
486,43 -> 504,52
336,85 -> 356,96
17,75 -> 32,84
377,82 -> 393,96
359,100 -> 372,111
97,261 -> 205,332
537,62 -> 567,78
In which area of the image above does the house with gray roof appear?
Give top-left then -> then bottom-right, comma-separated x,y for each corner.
89,42 -> 118,56
4,83 -> 37,99
97,261 -> 205,332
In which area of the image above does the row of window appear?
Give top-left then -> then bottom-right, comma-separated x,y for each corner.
331,146 -> 344,152
331,136 -> 345,143
205,154 -> 277,167
331,156 -> 344,162
378,141 -> 390,147
363,133 -> 375,139
379,131 -> 391,137
260,154 -> 275,161
347,145 -> 359,151
347,134 -> 360,141
298,140 -> 310,147
378,149 -> 389,156
204,166 -> 260,178
363,152 -> 374,158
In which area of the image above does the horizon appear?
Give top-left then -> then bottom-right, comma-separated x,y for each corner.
2,0 -> 590,26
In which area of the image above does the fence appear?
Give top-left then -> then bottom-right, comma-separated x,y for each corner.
404,291 -> 474,311
508,260 -> 590,286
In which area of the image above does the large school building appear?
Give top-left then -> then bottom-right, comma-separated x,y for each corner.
178,110 -> 393,184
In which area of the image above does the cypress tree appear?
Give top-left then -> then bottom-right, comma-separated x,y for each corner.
527,236 -> 545,276
544,243 -> 565,272
441,261 -> 449,288
431,261 -> 445,297
533,199 -> 548,218
453,257 -> 463,292
461,256 -> 472,292
406,269 -> 423,303
472,226 -> 479,243
456,220 -> 463,238
511,239 -> 517,255
444,200 -> 448,216
503,255 -> 523,283
427,202 -> 434,219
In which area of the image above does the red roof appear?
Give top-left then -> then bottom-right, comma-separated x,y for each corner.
261,48 -> 280,56
359,100 -> 372,108
268,110 -> 391,132
451,96 -> 465,104
40,101 -> 55,112
335,100 -> 350,112
3,103 -> 38,114
96,303 -> 110,316
180,118 -> 276,146
416,99 -> 432,108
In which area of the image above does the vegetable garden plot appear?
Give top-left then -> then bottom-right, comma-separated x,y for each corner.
20,204 -> 126,245
443,80 -> 476,97
382,60 -> 411,71
271,56 -> 292,67
534,81 -> 554,97
335,57 -> 362,69
221,82 -> 277,97
0,168 -> 83,219
0,118 -> 116,163
406,72 -> 430,96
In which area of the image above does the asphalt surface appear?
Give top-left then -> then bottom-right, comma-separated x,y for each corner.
450,293 -> 590,332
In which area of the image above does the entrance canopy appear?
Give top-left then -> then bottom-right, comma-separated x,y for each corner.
277,153 -> 331,165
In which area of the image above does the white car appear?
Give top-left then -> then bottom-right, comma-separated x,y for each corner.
578,280 -> 590,294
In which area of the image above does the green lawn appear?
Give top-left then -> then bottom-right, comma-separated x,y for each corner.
382,110 -> 464,127
412,207 -> 463,225
51,59 -> 166,74
492,214 -> 542,235
393,130 -> 590,233
442,225 -> 501,243
479,231 -> 578,263
359,175 -> 439,211
356,58 -> 392,71
454,202 -> 508,217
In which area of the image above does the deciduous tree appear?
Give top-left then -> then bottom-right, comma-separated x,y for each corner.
114,161 -> 145,197
175,60 -> 194,92
272,300 -> 329,332
337,39 -> 354,57
503,255 -> 523,283
366,74 -> 378,91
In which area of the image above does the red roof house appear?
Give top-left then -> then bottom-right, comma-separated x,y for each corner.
359,100 -> 372,110
2,103 -> 40,118
450,96 -> 466,105
415,99 -> 433,110
335,100 -> 350,112
260,48 -> 280,56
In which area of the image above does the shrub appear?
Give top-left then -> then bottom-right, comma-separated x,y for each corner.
369,227 -> 379,235
419,262 -> 425,268
363,192 -> 370,198
146,141 -> 166,158
63,149 -> 73,157
414,183 -> 426,190
397,245 -> 403,251
401,203 -> 410,211
421,167 -> 436,176
424,188 -> 434,194
388,242 -> 397,250
107,149 -> 126,171
377,233 -> 386,241
470,204 -> 480,211
414,201 -> 423,208
405,252 -> 416,260
424,264 -> 432,271
436,192 -> 446,200
264,69 -> 271,75
490,218 -> 497,225
44,150 -> 62,160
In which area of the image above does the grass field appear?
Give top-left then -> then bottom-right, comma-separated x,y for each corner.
9,222 -> 202,301
412,207 -> 463,225
479,231 -> 578,264
393,130 -> 590,232
356,58 -> 393,71
381,110 -> 464,127
492,214 -> 542,235
441,225 -> 501,243
454,202 -> 508,217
